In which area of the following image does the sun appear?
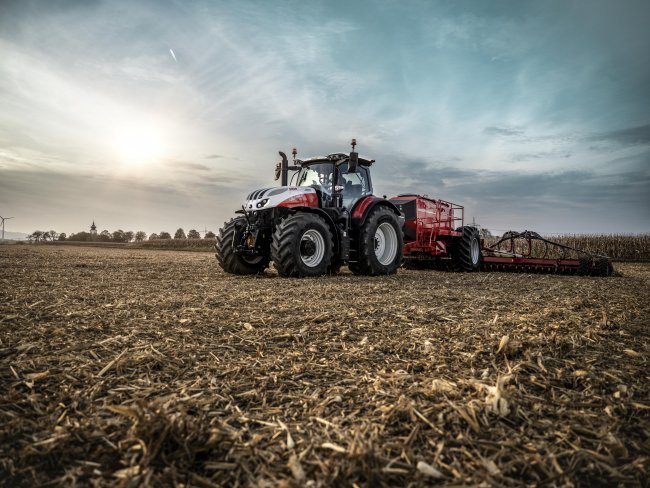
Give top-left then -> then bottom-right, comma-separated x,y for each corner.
114,124 -> 164,164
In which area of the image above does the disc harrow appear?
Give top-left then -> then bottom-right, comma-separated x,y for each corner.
481,230 -> 613,276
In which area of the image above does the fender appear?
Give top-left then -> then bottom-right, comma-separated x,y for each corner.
351,196 -> 402,227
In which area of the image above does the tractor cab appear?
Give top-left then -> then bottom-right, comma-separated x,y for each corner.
294,155 -> 374,210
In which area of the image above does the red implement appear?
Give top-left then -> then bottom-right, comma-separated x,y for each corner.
389,194 -> 612,276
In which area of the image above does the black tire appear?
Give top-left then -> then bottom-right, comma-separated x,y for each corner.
577,257 -> 589,276
215,217 -> 270,275
598,257 -> 611,277
271,213 -> 333,277
451,226 -> 481,272
355,207 -> 403,276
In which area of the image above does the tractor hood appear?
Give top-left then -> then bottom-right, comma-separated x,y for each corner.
243,186 -> 318,211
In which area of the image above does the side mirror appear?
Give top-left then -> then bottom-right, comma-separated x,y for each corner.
348,151 -> 359,172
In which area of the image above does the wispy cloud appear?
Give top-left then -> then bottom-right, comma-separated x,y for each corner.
587,124 -> 650,146
484,126 -> 525,137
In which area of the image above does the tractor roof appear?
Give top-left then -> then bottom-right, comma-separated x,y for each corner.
297,153 -> 375,166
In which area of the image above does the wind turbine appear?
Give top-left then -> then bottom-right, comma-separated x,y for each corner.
0,216 -> 14,240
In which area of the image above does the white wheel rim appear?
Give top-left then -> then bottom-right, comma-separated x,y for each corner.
300,229 -> 325,267
374,222 -> 398,266
471,238 -> 480,265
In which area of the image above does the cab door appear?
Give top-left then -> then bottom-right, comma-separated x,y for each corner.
339,164 -> 372,210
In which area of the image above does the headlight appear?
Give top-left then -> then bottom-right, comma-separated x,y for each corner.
256,199 -> 269,208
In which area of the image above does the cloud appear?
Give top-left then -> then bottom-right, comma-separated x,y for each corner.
173,161 -> 211,172
510,151 -> 571,162
587,123 -> 650,146
205,154 -> 225,159
483,126 -> 525,137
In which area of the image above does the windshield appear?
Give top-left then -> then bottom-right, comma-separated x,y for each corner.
296,162 -> 334,194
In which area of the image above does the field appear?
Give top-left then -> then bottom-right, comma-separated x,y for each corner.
1,246 -> 649,487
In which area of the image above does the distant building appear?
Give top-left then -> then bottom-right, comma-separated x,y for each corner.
90,220 -> 97,238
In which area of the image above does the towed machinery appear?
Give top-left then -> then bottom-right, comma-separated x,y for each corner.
390,194 -> 612,276
216,140 -> 612,277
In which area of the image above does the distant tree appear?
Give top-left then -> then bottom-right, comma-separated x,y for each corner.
30,230 -> 44,242
58,233 -> 67,241
112,229 -> 126,242
174,228 -> 186,239
159,231 -> 171,240
187,229 -> 201,239
479,228 -> 493,238
99,230 -> 112,242
124,231 -> 135,242
135,231 -> 147,242
149,233 -> 159,240
42,231 -> 52,241
49,230 -> 58,241
69,231 -> 90,241
204,231 -> 216,239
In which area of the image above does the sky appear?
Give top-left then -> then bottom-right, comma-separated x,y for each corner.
0,0 -> 649,236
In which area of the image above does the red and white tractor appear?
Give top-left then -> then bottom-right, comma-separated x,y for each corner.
215,141 -> 405,277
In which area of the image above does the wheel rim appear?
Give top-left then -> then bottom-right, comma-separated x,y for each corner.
374,222 -> 398,266
300,229 -> 325,267
470,237 -> 480,265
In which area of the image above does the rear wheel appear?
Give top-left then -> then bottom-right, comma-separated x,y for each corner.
216,217 -> 269,275
355,207 -> 403,276
271,213 -> 333,277
598,257 -> 611,277
451,226 -> 481,272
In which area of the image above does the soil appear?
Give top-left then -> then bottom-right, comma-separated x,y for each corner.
1,245 -> 648,487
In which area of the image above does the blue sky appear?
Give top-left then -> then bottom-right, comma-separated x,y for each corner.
0,0 -> 648,235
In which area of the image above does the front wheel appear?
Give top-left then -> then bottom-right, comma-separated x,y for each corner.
271,213 -> 333,277
355,207 -> 403,276
451,226 -> 481,271
215,218 -> 270,275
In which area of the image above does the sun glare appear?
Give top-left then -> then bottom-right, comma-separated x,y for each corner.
115,124 -> 165,164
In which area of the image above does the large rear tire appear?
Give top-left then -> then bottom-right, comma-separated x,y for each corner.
598,257 -> 611,277
271,213 -> 333,277
451,226 -> 481,272
355,207 -> 403,276
216,217 -> 270,275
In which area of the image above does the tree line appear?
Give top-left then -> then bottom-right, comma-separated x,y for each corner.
27,228 -> 216,243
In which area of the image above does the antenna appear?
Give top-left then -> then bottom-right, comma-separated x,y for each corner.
292,147 -> 297,161
351,138 -> 357,151
0,215 -> 14,240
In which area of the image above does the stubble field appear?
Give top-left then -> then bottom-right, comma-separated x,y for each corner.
1,245 -> 649,487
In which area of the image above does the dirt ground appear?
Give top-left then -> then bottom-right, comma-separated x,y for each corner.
1,245 -> 648,487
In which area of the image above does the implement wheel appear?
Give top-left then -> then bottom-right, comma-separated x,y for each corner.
599,257 -> 611,277
577,257 -> 589,276
216,217 -> 269,275
451,226 -> 481,272
271,213 -> 333,277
